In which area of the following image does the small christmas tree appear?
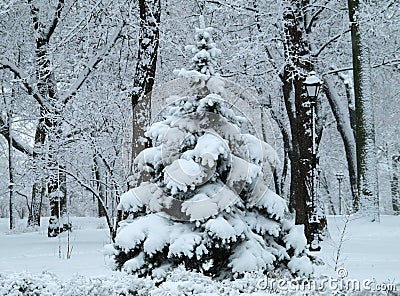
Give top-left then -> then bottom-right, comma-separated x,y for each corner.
111,16 -> 313,279
184,15 -> 221,76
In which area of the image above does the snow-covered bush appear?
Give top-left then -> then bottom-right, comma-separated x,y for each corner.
0,272 -> 155,296
1,271 -> 395,296
0,272 -> 59,296
111,16 -> 313,279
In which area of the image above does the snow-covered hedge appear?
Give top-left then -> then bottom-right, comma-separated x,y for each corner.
0,269 -> 267,295
1,269 -> 392,295
0,272 -> 154,296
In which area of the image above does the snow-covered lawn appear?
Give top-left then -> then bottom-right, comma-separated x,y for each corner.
0,215 -> 399,294
318,215 -> 400,283
0,217 -> 114,279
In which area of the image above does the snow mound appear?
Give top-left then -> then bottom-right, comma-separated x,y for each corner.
205,216 -> 236,241
116,214 -> 171,253
229,238 -> 275,273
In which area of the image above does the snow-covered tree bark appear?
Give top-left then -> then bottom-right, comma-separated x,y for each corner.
3,85 -> 16,230
391,155 -> 400,214
27,0 -> 66,230
348,0 -> 379,221
324,77 -> 358,210
128,0 -> 161,188
94,154 -> 107,217
281,2 -> 322,242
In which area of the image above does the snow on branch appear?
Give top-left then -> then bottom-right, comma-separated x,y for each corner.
0,115 -> 33,156
59,167 -> 114,237
206,0 -> 258,13
46,0 -> 65,41
60,21 -> 124,105
312,29 -> 351,57
0,60 -> 52,111
324,59 -> 400,76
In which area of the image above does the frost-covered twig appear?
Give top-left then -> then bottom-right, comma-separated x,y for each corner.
0,60 -> 51,110
59,167 -> 114,242
334,214 -> 350,270
60,21 -> 124,105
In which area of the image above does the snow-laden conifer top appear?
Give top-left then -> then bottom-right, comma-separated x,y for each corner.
184,15 -> 221,76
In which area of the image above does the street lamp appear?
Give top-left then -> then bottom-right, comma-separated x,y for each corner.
304,71 -> 323,100
304,71 -> 323,252
336,172 -> 344,215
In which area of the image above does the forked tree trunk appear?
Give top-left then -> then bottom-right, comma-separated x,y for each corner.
324,78 -> 358,211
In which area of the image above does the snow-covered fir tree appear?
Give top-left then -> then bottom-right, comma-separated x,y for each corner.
184,16 -> 221,76
111,16 -> 313,279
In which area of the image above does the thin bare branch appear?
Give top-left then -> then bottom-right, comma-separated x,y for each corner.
60,22 -> 124,105
46,0 -> 65,40
60,167 -> 114,239
0,115 -> 33,156
324,59 -> 400,75
0,60 -> 51,110
306,6 -> 325,32
312,29 -> 351,57
206,0 -> 258,13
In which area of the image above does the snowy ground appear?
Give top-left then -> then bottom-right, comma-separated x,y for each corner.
0,215 -> 399,294
0,217 -> 115,279
317,215 -> 400,283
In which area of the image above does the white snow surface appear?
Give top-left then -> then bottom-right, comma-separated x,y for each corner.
252,188 -> 288,220
185,133 -> 229,168
1,215 -> 400,294
228,238 -> 275,273
117,183 -> 167,213
164,158 -> 204,194
180,183 -> 239,221
284,225 -> 308,256
116,214 -> 171,254
204,216 -> 236,241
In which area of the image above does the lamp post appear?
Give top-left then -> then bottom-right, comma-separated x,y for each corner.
336,172 -> 344,215
304,71 -> 323,251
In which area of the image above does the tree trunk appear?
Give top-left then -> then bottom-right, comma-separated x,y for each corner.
26,1 -> 69,233
348,0 -> 379,221
27,120 -> 46,227
391,155 -> 400,214
47,163 -> 67,237
94,155 -> 107,217
4,87 -> 16,230
324,78 -> 358,211
128,0 -> 161,188
282,3 -> 320,243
